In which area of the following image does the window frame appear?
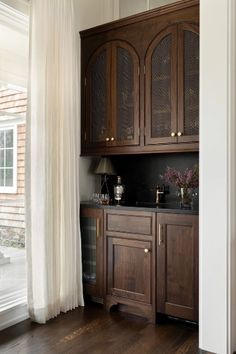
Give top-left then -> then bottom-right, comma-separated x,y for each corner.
0,124 -> 17,194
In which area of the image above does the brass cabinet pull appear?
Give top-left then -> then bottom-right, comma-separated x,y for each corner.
159,224 -> 164,246
110,137 -> 115,141
96,218 -> 100,238
177,132 -> 183,137
171,132 -> 176,137
105,137 -> 110,142
144,248 -> 150,253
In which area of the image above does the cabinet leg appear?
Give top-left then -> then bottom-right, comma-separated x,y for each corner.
105,296 -> 118,312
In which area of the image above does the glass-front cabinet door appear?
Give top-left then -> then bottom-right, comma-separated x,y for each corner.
80,207 -> 103,298
177,24 -> 199,143
145,26 -> 178,145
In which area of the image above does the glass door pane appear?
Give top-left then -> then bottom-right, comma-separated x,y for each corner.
81,216 -> 97,284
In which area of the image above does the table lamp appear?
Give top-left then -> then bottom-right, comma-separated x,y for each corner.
94,157 -> 116,200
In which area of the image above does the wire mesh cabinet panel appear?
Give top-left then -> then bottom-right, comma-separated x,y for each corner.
85,43 -> 111,148
111,41 -> 140,147
177,23 -> 199,143
145,26 -> 178,145
80,207 -> 104,299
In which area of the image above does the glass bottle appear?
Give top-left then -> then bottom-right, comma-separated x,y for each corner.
114,176 -> 125,205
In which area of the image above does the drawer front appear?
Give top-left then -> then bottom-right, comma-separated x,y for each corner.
105,209 -> 155,237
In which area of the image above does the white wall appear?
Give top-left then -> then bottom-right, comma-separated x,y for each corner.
200,0 -> 236,353
73,0 -> 115,200
0,23 -> 28,87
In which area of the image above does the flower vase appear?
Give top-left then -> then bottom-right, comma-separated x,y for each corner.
180,187 -> 193,209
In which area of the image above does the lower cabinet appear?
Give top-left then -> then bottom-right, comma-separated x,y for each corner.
80,205 -> 199,322
156,213 -> 199,321
104,209 -> 156,322
80,207 -> 103,299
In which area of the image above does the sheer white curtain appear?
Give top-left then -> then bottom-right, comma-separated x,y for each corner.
26,0 -> 84,323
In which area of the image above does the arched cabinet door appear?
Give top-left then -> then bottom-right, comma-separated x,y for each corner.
85,43 -> 111,147
177,24 -> 199,143
145,26 -> 178,145
111,41 -> 140,147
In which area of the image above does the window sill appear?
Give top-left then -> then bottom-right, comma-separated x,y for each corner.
0,289 -> 28,331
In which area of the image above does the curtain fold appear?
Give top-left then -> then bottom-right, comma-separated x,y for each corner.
26,0 -> 84,324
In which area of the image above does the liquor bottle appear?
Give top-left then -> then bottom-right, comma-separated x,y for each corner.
114,176 -> 125,205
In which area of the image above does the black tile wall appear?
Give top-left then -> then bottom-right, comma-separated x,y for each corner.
108,153 -> 199,204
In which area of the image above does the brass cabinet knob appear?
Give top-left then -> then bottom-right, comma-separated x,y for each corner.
171,132 -> 176,137
177,132 -> 183,137
110,137 -> 115,141
144,248 -> 150,253
105,137 -> 110,142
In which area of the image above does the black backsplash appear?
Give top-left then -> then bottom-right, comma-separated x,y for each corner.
108,153 -> 199,204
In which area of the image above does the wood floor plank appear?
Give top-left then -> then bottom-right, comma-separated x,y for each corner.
0,303 -> 200,354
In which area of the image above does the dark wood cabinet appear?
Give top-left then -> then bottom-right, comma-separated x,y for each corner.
80,0 -> 199,155
104,209 -> 156,322
80,205 -> 199,322
80,207 -> 104,299
156,213 -> 199,321
145,24 -> 199,146
83,40 -> 140,149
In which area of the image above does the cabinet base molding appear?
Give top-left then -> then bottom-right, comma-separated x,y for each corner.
105,295 -> 155,324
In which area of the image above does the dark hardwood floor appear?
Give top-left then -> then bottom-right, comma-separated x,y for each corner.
0,303 -> 200,354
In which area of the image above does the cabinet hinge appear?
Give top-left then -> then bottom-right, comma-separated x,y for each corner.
84,132 -> 87,141
144,65 -> 146,75
84,77 -> 87,86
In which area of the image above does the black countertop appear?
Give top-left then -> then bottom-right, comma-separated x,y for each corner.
80,201 -> 199,215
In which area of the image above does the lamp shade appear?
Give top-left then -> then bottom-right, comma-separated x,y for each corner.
94,157 -> 116,175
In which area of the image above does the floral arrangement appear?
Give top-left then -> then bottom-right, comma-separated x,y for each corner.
161,165 -> 199,189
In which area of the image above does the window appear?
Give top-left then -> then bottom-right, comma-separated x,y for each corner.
0,125 -> 17,193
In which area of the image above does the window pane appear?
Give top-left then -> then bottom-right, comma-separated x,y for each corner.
5,169 -> 13,187
0,150 -> 4,167
6,149 -> 13,167
0,131 -> 4,148
0,169 -> 4,186
6,129 -> 13,148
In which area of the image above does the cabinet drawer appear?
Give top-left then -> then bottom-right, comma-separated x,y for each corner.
104,209 -> 155,238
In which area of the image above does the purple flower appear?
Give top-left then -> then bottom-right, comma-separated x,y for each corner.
161,165 -> 199,188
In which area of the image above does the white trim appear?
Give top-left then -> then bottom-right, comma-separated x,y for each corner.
0,115 -> 26,125
228,1 -> 236,352
0,1 -> 28,33
0,303 -> 28,331
0,124 -> 17,194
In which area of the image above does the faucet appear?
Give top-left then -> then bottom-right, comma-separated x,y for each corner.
156,185 -> 165,204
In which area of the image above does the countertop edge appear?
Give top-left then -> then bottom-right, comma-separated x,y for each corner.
80,201 -> 199,215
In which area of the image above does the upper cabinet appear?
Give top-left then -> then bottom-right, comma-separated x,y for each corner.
84,41 -> 140,149
145,23 -> 199,145
80,0 -> 199,155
